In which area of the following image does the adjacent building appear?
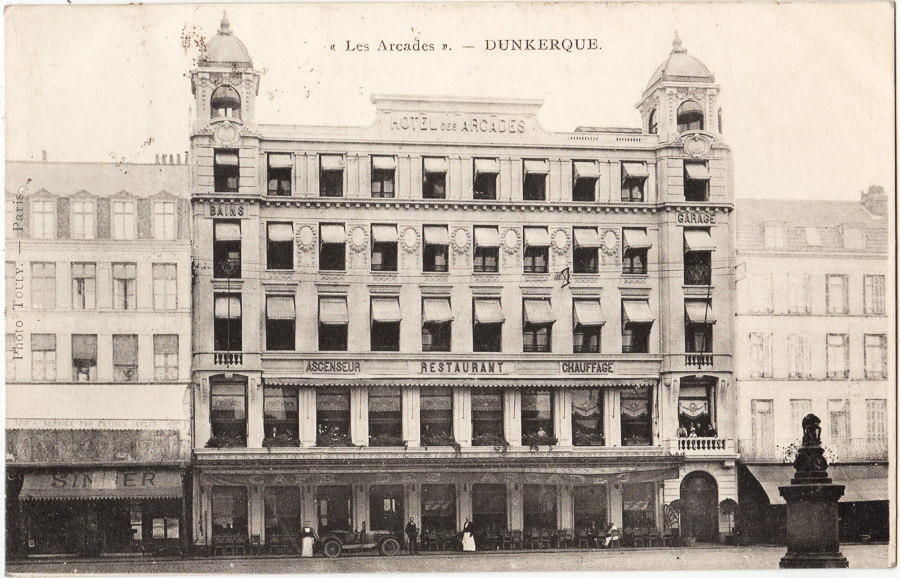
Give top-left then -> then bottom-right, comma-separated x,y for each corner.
5,160 -> 193,557
734,191 -> 892,543
188,20 -> 737,552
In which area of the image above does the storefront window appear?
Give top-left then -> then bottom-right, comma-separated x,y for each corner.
471,391 -> 504,443
368,387 -> 402,445
317,485 -> 352,533
369,485 -> 403,533
472,484 -> 507,539
523,484 -> 557,531
265,487 -> 300,537
420,388 -> 454,444
574,486 -> 608,531
316,387 -> 351,445
264,384 -> 298,444
620,387 -> 652,446
421,484 -> 456,533
210,381 -> 247,446
522,390 -> 554,439
212,486 -> 248,537
622,483 -> 656,530
572,389 -> 604,446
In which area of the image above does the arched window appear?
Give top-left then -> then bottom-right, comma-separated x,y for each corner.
677,100 -> 704,132
718,107 -> 723,134
648,109 -> 658,135
211,86 -> 241,120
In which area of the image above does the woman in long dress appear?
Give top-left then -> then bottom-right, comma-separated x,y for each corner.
300,522 -> 316,557
461,517 -> 476,552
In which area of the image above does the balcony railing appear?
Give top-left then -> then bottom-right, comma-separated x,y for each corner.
738,438 -> 889,462
684,264 -> 712,285
684,353 -> 714,368
214,352 -> 244,366
667,437 -> 734,456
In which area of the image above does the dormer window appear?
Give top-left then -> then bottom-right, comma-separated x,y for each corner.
211,86 -> 241,120
842,226 -> 865,250
677,101 -> 704,132
764,225 -> 785,250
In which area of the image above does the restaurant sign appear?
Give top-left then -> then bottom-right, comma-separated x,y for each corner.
418,360 -> 510,374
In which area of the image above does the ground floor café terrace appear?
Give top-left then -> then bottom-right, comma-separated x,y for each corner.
191,452 -> 682,553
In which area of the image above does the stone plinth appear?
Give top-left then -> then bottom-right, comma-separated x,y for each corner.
778,483 -> 848,568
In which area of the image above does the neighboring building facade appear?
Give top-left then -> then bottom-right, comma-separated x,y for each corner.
734,192 -> 892,544
5,160 -> 193,557
189,20 -> 737,552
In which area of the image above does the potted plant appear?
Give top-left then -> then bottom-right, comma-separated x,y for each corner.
667,499 -> 695,546
421,432 -> 462,453
471,432 -> 510,452
316,431 -> 353,447
521,433 -> 558,451
369,433 -> 404,447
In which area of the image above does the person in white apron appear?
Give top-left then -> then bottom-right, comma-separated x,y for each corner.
300,522 -> 316,557
461,517 -> 476,552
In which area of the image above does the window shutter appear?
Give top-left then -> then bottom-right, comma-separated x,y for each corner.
137,198 -> 152,239
56,197 -> 70,239
96,198 -> 111,239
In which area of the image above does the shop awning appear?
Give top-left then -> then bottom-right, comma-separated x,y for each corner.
423,157 -> 449,174
423,225 -> 450,246
684,229 -> 716,252
319,298 -> 348,325
267,222 -> 294,241
372,156 -> 397,171
573,161 -> 600,180
524,159 -> 550,174
473,299 -> 505,324
523,299 -> 555,325
574,300 -> 604,326
622,300 -> 654,324
622,162 -> 650,179
474,158 -> 500,175
265,376 -> 659,389
215,151 -> 239,166
267,296 -> 296,320
524,227 -> 551,248
573,228 -> 602,248
423,298 -> 453,324
371,224 -> 398,243
745,464 -> 890,505
623,229 -> 652,250
320,155 -> 345,171
684,162 -> 711,180
268,153 -> 293,169
320,224 -> 346,244
685,301 -> 716,324
371,298 -> 402,323
474,227 -> 501,248
214,221 -> 241,241
20,470 -> 182,501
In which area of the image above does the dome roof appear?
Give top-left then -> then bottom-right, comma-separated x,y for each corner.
200,14 -> 252,67
646,34 -> 713,90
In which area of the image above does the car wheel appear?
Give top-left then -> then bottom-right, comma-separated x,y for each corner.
380,537 -> 400,556
323,540 -> 342,558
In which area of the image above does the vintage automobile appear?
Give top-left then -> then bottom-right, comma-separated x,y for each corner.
319,529 -> 402,558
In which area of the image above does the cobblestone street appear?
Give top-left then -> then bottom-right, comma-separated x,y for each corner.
6,544 -> 892,574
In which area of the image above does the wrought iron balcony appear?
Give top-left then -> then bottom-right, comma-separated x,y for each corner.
684,263 -> 712,285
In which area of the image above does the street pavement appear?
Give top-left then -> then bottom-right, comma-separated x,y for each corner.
5,544 -> 892,575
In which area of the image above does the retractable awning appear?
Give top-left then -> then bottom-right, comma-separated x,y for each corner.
474,227 -> 500,248
422,298 -> 453,324
524,160 -> 550,174
423,226 -> 450,245
268,153 -> 293,168
574,300 -> 604,326
371,225 -> 398,243
371,298 -> 402,323
320,224 -> 346,244
319,297 -> 349,325
214,221 -> 241,241
523,300 -> 555,325
423,157 -> 449,174
19,470 -> 182,501
473,299 -> 504,324
524,227 -> 551,248
214,295 -> 242,318
267,223 -> 294,241
573,228 -> 602,248
684,229 -> 716,252
320,155 -> 345,171
745,464 -> 889,505
622,300 -> 654,324
372,156 -> 397,171
474,158 -> 500,174
622,162 -> 650,179
623,229 -> 652,250
215,151 -> 239,166
684,162 -> 711,180
573,161 -> 600,180
267,296 -> 296,320
684,301 -> 716,324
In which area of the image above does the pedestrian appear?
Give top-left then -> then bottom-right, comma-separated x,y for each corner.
604,521 -> 619,548
461,517 -> 476,552
405,517 -> 419,555
300,521 -> 316,558
676,424 -> 688,438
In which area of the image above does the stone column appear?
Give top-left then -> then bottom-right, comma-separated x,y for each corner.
454,387 -> 472,446
559,485 -> 575,530
457,483 -> 473,531
508,483 -> 524,531
350,387 -> 368,446
299,388 -> 317,447
504,389 -> 522,446
247,377 -> 264,448
609,483 -> 624,527
403,388 -> 421,447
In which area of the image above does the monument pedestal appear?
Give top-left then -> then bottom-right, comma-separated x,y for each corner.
778,476 -> 849,568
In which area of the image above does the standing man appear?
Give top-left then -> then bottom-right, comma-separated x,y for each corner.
405,517 -> 419,555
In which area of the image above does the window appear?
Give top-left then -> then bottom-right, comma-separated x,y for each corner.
864,275 -> 885,315
319,224 -> 346,271
112,200 -> 135,240
622,483 -> 656,529
572,161 -> 599,202
112,334 -> 138,381
317,485 -> 353,533
842,226 -> 865,250
683,162 -> 710,202
620,387 -> 652,446
319,155 -> 344,197
523,485 -> 557,531
864,334 -> 887,379
572,389 -> 603,446
266,295 -> 296,351
152,264 -> 177,310
368,387 -> 402,442
648,109 -> 658,134
787,334 -> 811,378
805,227 -> 821,247
266,487 -> 300,537
473,158 -> 499,200
213,220 -> 241,278
318,297 -> 348,351
572,228 -> 600,274
210,85 -> 241,119
828,399 -> 850,441
523,160 -> 549,201
471,391 -> 504,441
420,388 -> 453,442
622,229 -> 651,275
523,227 -> 550,273
371,297 -> 401,352
750,399 -> 775,458
866,399 -> 887,442
677,100 -> 704,132
622,300 -> 654,353
214,294 -> 242,351
31,200 -> 54,239
573,300 -> 603,354
826,333 -> 849,379
473,298 -> 504,352
749,333 -> 773,378
764,225 -> 785,250
112,263 -> 137,310
473,484 -> 507,534
371,225 -> 398,272
266,223 -> 294,270
31,262 -> 56,310
473,226 -> 500,273
421,484 -> 456,533
267,154 -> 292,196
422,297 -> 452,352
153,335 -> 178,381
371,156 -> 396,198
71,334 -> 97,381
787,273 -> 811,314
678,380 -> 714,434
264,384 -> 298,440
210,380 -> 247,444
71,263 -> 96,310
422,157 -> 448,199
826,274 -> 848,314
684,300 -> 714,353
574,486 -> 607,531
523,299 -> 554,353
31,334 -> 56,381
316,387 -> 351,441
214,150 -> 240,193
749,274 -> 774,313
683,229 -> 713,285
212,486 -> 248,539
521,390 -> 553,438
422,225 -> 449,272
621,162 -> 649,202
71,200 -> 95,240
153,201 -> 176,240
790,399 -> 812,432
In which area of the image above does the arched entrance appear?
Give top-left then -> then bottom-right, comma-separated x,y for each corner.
680,471 -> 719,543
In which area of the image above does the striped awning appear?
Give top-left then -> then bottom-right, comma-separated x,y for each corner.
20,470 -> 182,501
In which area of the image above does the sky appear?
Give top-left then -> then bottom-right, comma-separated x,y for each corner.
4,2 -> 895,201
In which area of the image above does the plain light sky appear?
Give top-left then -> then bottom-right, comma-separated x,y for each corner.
4,2 -> 894,201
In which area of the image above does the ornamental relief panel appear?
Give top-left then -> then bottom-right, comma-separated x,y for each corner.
348,225 -> 368,253
501,227 -> 520,267
400,226 -> 420,254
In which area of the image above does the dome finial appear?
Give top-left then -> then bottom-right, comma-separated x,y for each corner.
220,11 -> 232,35
672,31 -> 686,53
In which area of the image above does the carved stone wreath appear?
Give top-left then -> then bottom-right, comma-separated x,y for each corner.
682,133 -> 713,158
601,229 -> 620,257
401,227 -> 420,254
501,228 -> 520,255
295,225 -> 317,253
551,229 -> 570,256
348,226 -> 368,253
452,227 -> 470,255
213,120 -> 242,145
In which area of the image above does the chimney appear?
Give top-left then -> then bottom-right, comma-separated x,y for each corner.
860,185 -> 887,217
176,154 -> 182,165
169,154 -> 175,165
41,150 -> 47,161
155,154 -> 160,164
